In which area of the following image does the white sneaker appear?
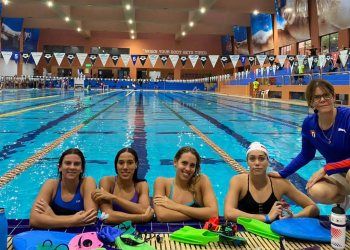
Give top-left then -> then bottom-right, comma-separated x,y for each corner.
337,195 -> 350,213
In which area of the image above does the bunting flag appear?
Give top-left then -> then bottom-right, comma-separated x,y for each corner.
267,55 -> 276,66
276,55 -> 287,67
54,53 -> 65,66
76,53 -> 87,66
31,52 -> 42,65
308,56 -> 314,70
121,54 -> 131,67
312,56 -> 319,69
160,55 -> 169,66
272,64 -> 276,75
149,55 -> 159,67
219,56 -> 230,67
339,49 -> 349,67
180,55 -> 188,67
239,55 -> 247,66
189,55 -> 199,68
303,58 -> 309,68
325,53 -> 333,67
296,55 -> 306,68
13,52 -> 20,64
99,54 -> 110,67
88,54 -> 97,66
131,55 -> 138,66
276,64 -> 280,70
230,55 -> 240,68
138,55 -> 147,66
169,55 -> 179,68
256,55 -> 267,68
199,56 -> 208,68
332,52 -> 339,67
287,56 -> 295,69
248,56 -> 256,67
43,52 -> 53,65
66,53 -> 76,66
318,55 -> 326,68
209,55 -> 219,68
21,52 -> 30,64
111,55 -> 120,66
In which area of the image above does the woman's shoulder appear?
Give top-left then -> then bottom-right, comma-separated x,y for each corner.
44,179 -> 59,187
81,176 -> 97,186
154,177 -> 172,185
271,176 -> 292,190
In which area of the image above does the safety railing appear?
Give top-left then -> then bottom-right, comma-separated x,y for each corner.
260,75 -> 284,85
321,71 -> 350,84
284,74 -> 312,85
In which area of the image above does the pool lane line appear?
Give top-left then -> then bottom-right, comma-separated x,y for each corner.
162,93 -> 308,192
0,93 -> 62,104
0,90 -> 118,118
154,95 -> 246,175
0,92 -> 132,189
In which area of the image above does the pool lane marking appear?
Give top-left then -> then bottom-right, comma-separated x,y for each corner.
154,95 -> 246,175
0,94 -> 62,104
0,92 -> 132,189
0,91 -> 118,118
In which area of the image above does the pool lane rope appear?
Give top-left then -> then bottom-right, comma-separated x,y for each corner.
0,90 -> 118,118
0,93 -> 61,104
155,95 -> 246,174
0,92 -> 132,189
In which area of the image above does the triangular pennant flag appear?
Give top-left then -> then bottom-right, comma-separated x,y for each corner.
339,49 -> 349,67
248,56 -> 256,67
312,56 -> 319,68
121,54 -> 131,67
287,56 -> 295,68
159,55 -> 169,66
76,53 -> 87,66
325,53 -> 333,67
131,55 -> 138,66
99,54 -> 110,67
189,55 -> 199,68
332,52 -> 339,67
267,55 -> 276,66
31,52 -> 42,65
169,55 -> 179,68
240,55 -> 247,66
180,55 -> 188,67
21,52 -> 30,64
66,53 -> 76,66
43,52 -> 53,65
230,55 -> 240,68
256,55 -> 267,68
13,52 -> 20,64
272,64 -> 276,75
296,55 -> 306,68
220,56 -> 230,67
303,58 -> 309,67
149,55 -> 159,67
308,56 -> 314,70
88,54 -> 98,66
276,55 -> 287,67
138,55 -> 148,66
54,53 -> 65,66
318,55 -> 326,68
111,55 -> 120,66
199,56 -> 207,68
209,55 -> 219,68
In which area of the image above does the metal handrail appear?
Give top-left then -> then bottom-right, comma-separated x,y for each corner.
285,74 -> 312,85
321,71 -> 350,85
260,75 -> 284,85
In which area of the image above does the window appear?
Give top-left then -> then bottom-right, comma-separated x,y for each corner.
43,46 -> 84,53
254,49 -> 274,56
91,47 -> 130,55
298,40 -> 311,55
280,45 -> 291,55
321,33 -> 338,53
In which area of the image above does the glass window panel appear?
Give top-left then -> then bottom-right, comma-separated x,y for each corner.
330,33 -> 338,52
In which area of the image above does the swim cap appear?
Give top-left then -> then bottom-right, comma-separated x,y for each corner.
246,142 -> 269,159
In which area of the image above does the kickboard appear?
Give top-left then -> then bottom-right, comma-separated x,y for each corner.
12,230 -> 76,250
271,218 -> 331,242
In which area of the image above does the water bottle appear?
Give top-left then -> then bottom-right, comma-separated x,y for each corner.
0,208 -> 8,250
331,204 -> 346,250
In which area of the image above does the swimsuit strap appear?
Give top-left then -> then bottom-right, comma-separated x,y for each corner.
112,176 -> 117,194
169,180 -> 174,200
247,175 -> 250,191
268,176 -> 274,192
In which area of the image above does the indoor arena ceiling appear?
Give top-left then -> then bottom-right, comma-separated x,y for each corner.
1,0 -> 275,40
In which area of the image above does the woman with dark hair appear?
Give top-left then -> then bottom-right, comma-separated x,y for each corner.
91,148 -> 154,224
269,79 -> 350,212
153,147 -> 218,222
29,148 -> 98,229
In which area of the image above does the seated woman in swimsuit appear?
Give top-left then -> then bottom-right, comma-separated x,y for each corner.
224,142 -> 320,223
29,148 -> 98,229
91,148 -> 154,224
153,147 -> 218,222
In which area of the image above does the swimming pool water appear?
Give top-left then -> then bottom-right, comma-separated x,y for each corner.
0,89 -> 337,219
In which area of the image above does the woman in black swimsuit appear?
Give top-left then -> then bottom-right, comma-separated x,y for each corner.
224,142 -> 319,223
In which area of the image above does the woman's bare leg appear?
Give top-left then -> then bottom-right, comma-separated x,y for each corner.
308,176 -> 346,204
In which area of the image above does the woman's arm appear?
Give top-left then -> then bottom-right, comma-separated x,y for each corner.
153,177 -> 192,223
282,179 -> 320,218
82,177 -> 98,212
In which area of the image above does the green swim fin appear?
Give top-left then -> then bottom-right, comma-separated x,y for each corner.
115,235 -> 156,250
170,226 -> 219,246
237,217 -> 280,242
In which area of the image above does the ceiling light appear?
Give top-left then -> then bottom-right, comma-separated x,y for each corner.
126,4 -> 131,10
182,31 -> 186,36
200,7 -> 206,13
98,47 -> 100,49
3,0 -> 9,5
128,19 -> 133,24
130,30 -> 134,34
131,35 -> 135,39
189,22 -> 194,27
47,1 -> 53,7
77,27 -> 81,32
253,10 -> 259,15
65,17 -> 70,22
102,50 -> 104,52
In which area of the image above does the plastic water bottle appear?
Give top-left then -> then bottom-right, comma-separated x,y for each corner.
331,204 -> 346,250
0,208 -> 8,250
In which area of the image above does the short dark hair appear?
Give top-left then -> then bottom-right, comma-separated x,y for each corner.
114,148 -> 145,183
58,148 -> 86,180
